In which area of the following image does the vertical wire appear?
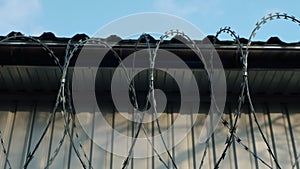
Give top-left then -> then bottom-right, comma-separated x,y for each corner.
110,108 -> 116,169
245,78 -> 281,169
122,34 -> 170,169
0,131 -> 12,169
213,27 -> 246,169
4,102 -> 17,169
190,111 -> 197,169
248,107 -> 259,169
228,105 -> 238,169
46,107 -> 56,167
282,110 -> 294,168
89,108 -> 95,169
264,103 -> 278,163
245,13 -> 300,168
0,34 -> 63,169
1,14 -> 298,168
24,102 -> 36,167
283,104 -> 300,169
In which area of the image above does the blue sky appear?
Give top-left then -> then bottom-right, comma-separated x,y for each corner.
1,0 -> 300,41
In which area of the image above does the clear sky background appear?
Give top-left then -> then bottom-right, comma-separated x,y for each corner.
1,0 -> 300,42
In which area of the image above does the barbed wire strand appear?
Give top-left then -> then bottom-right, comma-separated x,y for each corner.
152,29 -> 226,169
212,27 -> 272,169
0,131 -> 12,169
60,39 -> 95,169
152,29 -> 225,169
43,39 -> 73,168
213,27 -> 247,169
222,116 -> 273,168
209,27 -> 270,169
150,35 -> 179,169
245,79 -> 281,168
19,35 -> 65,169
73,37 -> 154,169
152,29 -> 243,169
120,34 -> 169,169
44,39 -> 77,169
0,34 -> 62,69
46,39 -> 94,169
0,34 -> 63,169
61,83 -> 88,169
122,33 -> 175,169
280,112 -> 294,168
40,38 -> 95,169
62,37 -> 141,169
198,140 -> 209,169
55,37 -> 162,169
151,29 -> 208,169
152,29 -> 228,169
197,27 -> 242,169
245,13 -> 300,169
1,13 -> 299,168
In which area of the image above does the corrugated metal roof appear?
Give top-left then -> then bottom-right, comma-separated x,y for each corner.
0,32 -> 299,103
0,32 -> 300,169
2,31 -> 300,45
0,68 -> 299,100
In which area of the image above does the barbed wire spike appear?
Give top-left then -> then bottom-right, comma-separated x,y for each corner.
291,16 -> 296,22
262,17 -> 267,24
268,13 -> 274,20
276,12 -> 281,19
256,22 -> 261,30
